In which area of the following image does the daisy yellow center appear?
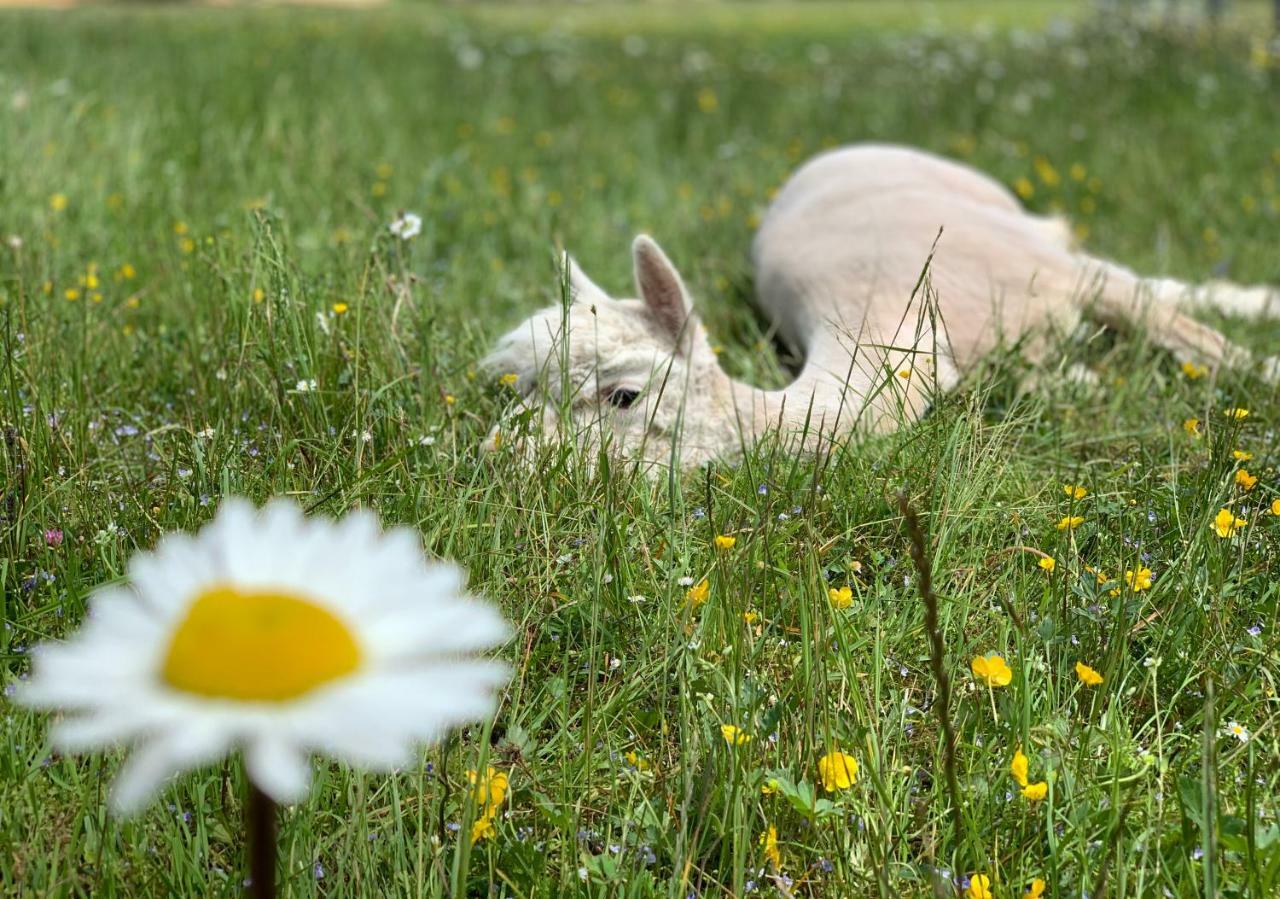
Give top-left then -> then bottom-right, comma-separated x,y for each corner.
162,585 -> 361,701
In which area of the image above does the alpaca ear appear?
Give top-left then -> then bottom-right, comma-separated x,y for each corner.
632,235 -> 694,352
563,253 -> 610,305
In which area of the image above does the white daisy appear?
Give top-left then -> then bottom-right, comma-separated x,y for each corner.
389,212 -> 422,240
19,497 -> 509,814
1223,720 -> 1250,743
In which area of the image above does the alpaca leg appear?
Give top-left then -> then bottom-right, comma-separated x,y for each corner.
1086,271 -> 1275,381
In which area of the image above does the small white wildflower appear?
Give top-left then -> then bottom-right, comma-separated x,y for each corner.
389,212 -> 422,240
1223,721 -> 1250,743
352,429 -> 373,444
417,435 -> 436,447
455,45 -> 483,70
602,573 -> 614,584
295,379 -> 317,393
677,576 -> 695,587
196,426 -> 216,440
627,595 -> 646,604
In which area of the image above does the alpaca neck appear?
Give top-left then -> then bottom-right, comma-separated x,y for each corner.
723,345 -> 881,445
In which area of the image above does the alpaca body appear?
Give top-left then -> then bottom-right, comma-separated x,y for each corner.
484,144 -> 1278,469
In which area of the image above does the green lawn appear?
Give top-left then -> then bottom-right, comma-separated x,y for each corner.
2,3 -> 1279,897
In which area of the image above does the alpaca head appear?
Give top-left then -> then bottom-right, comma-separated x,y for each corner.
481,236 -> 736,470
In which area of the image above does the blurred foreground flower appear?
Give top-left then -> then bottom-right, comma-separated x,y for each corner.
19,497 -> 510,894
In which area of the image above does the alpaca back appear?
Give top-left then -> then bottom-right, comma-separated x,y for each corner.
752,144 -> 1086,377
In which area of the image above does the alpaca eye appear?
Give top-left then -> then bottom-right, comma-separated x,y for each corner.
607,388 -> 640,409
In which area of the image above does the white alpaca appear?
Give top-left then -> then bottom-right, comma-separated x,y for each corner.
483,144 -> 1279,470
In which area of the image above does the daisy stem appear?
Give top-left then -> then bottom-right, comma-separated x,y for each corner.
247,782 -> 277,899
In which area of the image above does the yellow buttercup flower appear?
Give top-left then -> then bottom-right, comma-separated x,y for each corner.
1034,156 -> 1060,187
1025,879 -> 1046,899
1235,469 -> 1258,490
1271,499 -> 1280,516
742,611 -> 758,625
1182,361 -> 1207,379
1225,407 -> 1250,421
1212,508 -> 1246,538
817,751 -> 858,791
1038,556 -> 1056,573
1084,564 -> 1110,585
714,534 -> 737,550
331,302 -> 349,315
972,653 -> 1013,687
828,586 -> 853,609
1011,748 -> 1029,787
49,193 -> 69,212
467,766 -> 509,813
624,750 -> 649,772
1233,449 -> 1253,461
1183,418 -> 1201,437
470,814 -> 496,844
759,825 -> 781,868
967,874 -> 994,899
1063,484 -> 1088,502
1075,661 -> 1103,686
1056,516 -> 1085,531
499,372 -> 519,387
761,778 -> 779,795
1124,566 -> 1153,592
686,580 -> 710,608
720,724 -> 751,747
1022,781 -> 1048,800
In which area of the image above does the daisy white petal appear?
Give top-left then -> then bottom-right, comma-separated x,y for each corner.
110,724 -> 232,815
245,736 -> 312,805
52,712 -> 152,752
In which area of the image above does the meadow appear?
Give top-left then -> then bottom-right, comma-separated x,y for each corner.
2,2 -> 1279,896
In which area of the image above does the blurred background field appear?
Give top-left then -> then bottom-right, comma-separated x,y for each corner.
2,1 -> 1279,897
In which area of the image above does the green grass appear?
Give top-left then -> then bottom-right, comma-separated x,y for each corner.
2,3 -> 1280,896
